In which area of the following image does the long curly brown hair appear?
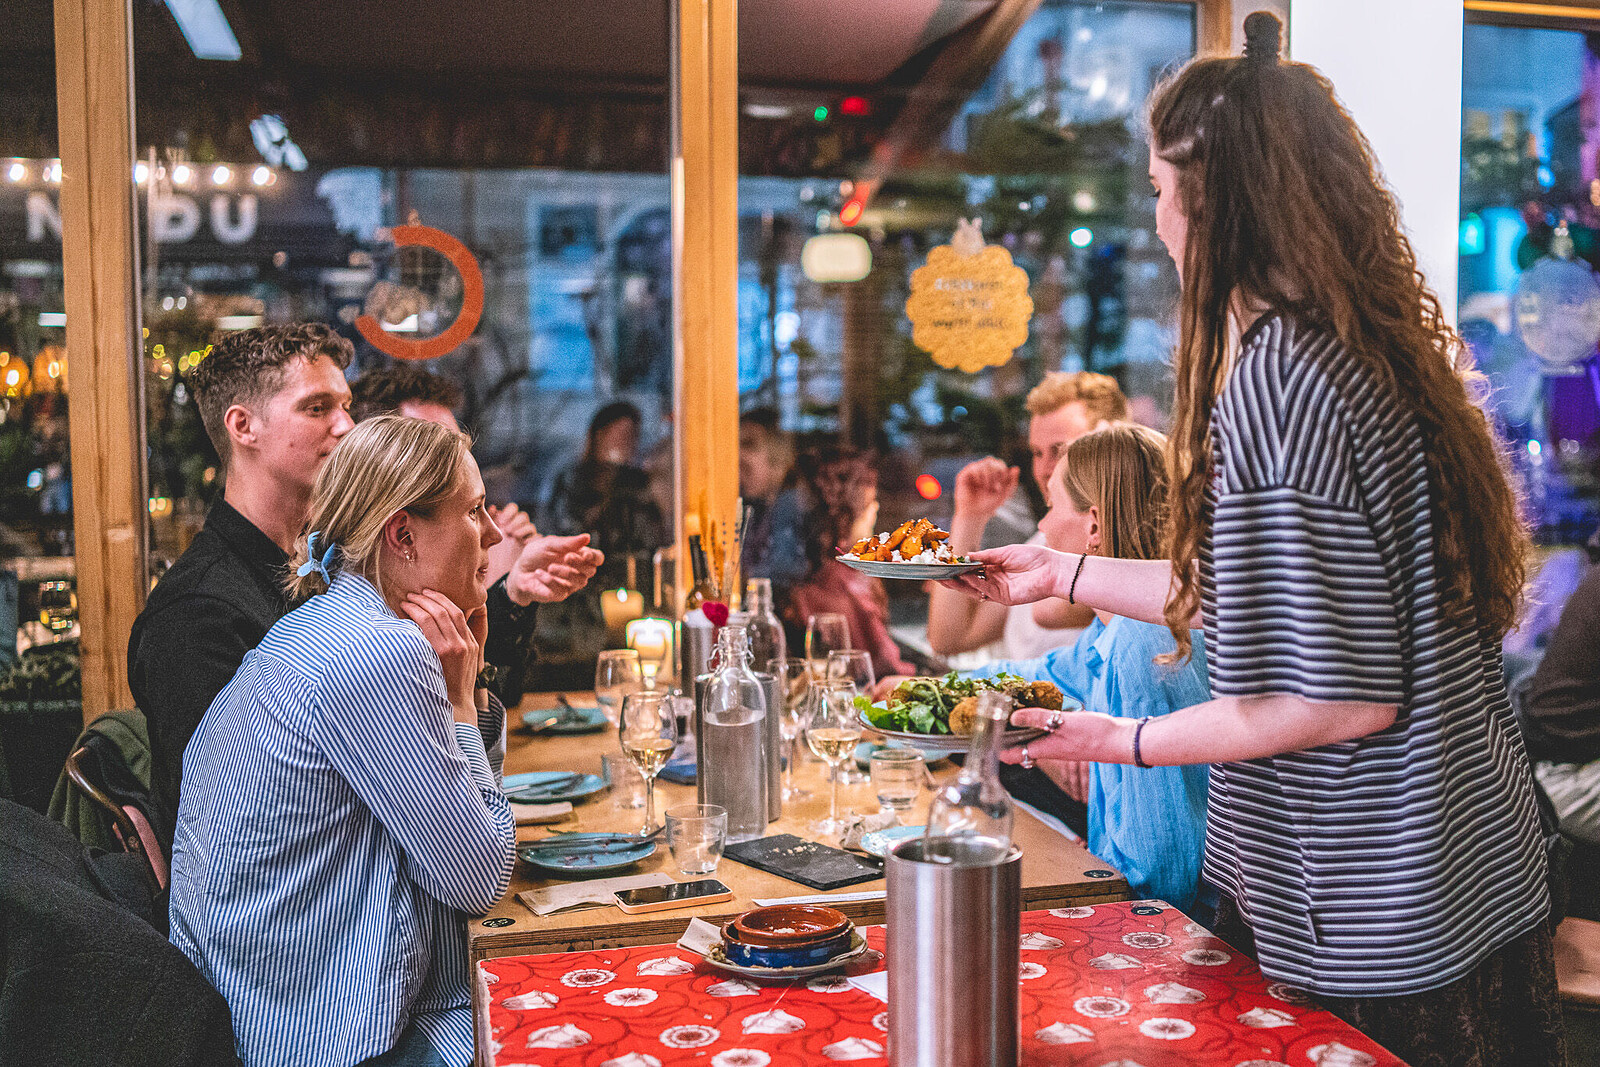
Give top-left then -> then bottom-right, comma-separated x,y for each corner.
1150,13 -> 1527,659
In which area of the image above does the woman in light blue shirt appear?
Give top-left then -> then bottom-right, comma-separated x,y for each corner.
169,416 -> 517,1067
971,424 -> 1211,910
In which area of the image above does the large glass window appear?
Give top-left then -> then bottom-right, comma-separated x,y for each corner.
130,2 -> 677,687
0,0 -> 79,808
1460,21 -> 1600,548
736,0 -> 1194,664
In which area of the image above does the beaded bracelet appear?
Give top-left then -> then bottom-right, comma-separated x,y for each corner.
1068,552 -> 1088,604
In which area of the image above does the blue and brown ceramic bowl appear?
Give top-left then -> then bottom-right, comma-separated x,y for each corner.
720,905 -> 853,969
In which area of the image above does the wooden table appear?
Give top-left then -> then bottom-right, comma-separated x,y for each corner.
469,692 -> 1131,965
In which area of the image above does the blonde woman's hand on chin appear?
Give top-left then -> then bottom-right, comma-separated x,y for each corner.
942,542 -> 1072,607
402,589 -> 482,723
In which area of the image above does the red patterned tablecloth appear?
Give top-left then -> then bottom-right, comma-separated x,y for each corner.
479,900 -> 1406,1066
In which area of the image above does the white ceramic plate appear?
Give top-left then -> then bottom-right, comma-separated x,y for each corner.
836,556 -> 983,581
856,707 -> 1047,754
701,930 -> 874,980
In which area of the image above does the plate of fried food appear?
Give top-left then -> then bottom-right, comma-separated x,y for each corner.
837,518 -> 982,580
855,673 -> 1068,754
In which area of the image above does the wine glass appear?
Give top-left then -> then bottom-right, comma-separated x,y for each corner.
826,649 -> 875,783
619,690 -> 677,835
778,658 -> 814,800
805,613 -> 851,680
595,649 -> 642,726
806,680 -> 862,839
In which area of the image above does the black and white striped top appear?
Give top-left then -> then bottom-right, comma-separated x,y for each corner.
1198,312 -> 1548,997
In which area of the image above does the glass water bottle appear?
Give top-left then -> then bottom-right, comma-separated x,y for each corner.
697,624 -> 771,842
924,689 -> 1014,864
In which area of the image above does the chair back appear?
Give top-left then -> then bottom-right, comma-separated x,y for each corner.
63,746 -> 167,893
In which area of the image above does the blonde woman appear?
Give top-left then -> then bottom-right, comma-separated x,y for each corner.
963,424 -> 1211,910
168,415 -> 516,1067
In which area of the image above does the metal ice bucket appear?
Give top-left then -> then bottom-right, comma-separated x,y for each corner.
886,838 -> 1022,1067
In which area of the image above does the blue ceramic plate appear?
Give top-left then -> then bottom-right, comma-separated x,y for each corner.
521,705 -> 609,735
858,825 -> 925,859
502,770 -> 608,804
517,834 -> 657,876
853,740 -> 947,772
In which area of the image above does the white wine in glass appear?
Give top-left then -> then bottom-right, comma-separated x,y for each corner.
619,690 -> 677,834
805,681 -> 862,839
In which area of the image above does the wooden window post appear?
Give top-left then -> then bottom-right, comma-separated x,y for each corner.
53,0 -> 148,721
671,0 -> 740,607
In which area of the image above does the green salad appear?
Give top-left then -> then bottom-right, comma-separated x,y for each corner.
854,672 -> 1064,735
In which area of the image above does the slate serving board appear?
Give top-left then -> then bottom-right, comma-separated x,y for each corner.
722,833 -> 884,891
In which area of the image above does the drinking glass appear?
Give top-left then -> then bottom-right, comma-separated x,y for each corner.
778,658 -> 814,800
805,613 -> 851,680
827,648 -> 875,692
806,680 -> 862,838
595,649 -> 643,726
666,803 -> 728,875
38,580 -> 77,636
827,649 -> 875,784
869,748 -> 926,826
619,690 -> 677,834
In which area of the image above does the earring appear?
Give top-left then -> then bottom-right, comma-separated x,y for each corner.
404,551 -> 416,563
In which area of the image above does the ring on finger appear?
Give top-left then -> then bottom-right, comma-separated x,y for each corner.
1020,744 -> 1034,770
1048,710 -> 1066,731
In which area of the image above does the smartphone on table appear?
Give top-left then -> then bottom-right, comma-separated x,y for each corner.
613,879 -> 734,914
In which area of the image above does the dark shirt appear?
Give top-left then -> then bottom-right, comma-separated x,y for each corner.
1520,563 -> 1600,764
0,799 -> 240,1067
129,501 -> 541,846
128,500 -> 289,844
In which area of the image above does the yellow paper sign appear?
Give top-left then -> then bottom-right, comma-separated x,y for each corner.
905,218 -> 1032,373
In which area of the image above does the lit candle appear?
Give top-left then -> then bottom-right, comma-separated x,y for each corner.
626,617 -> 674,689
600,586 -> 646,638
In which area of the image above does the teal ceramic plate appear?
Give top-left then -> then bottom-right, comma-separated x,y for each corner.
517,834 -> 656,876
858,825 -> 925,859
522,705 -> 609,735
853,740 -> 947,772
502,770 -> 608,804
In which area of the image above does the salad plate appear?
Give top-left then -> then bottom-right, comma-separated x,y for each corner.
855,672 -> 1066,753
858,712 -> 1045,754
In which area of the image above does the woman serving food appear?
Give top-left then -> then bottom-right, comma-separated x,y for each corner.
943,16 -> 1559,1063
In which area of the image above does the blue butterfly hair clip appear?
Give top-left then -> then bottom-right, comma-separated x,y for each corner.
298,530 -> 338,584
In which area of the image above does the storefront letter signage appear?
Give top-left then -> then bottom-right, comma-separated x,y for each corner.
356,224 -> 485,361
905,218 -> 1032,373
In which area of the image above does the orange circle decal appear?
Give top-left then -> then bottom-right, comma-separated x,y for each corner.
355,224 -> 484,361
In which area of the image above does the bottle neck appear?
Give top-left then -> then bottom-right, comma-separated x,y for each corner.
963,706 -> 1003,783
745,580 -> 774,615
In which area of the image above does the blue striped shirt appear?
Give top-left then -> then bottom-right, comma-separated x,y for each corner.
169,573 -> 517,1067
979,616 -> 1212,910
